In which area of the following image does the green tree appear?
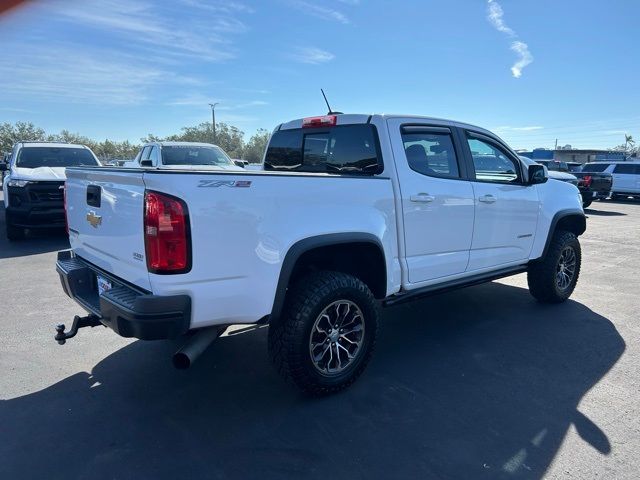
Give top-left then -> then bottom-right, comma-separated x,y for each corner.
0,122 -> 47,152
242,128 -> 270,163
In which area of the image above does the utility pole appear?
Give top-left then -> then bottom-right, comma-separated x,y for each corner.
209,103 -> 219,144
554,138 -> 558,150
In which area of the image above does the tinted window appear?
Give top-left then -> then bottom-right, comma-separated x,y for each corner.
467,137 -> 520,183
401,131 -> 459,178
161,145 -> 233,166
16,147 -> 98,168
265,124 -> 382,174
581,163 -> 610,173
613,163 -> 639,174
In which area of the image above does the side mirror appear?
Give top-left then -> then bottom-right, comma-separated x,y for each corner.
234,160 -> 246,168
527,164 -> 548,185
140,159 -> 153,167
0,163 -> 7,172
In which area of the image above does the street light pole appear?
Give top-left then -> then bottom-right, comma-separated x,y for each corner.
209,102 -> 219,144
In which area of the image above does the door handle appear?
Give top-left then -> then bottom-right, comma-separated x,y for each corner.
410,193 -> 435,203
478,194 -> 496,204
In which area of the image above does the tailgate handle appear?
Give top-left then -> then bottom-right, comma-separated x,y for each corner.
86,185 -> 102,208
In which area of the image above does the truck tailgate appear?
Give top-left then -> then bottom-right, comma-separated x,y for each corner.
65,168 -> 151,291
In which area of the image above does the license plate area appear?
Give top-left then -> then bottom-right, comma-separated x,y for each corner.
97,274 -> 113,296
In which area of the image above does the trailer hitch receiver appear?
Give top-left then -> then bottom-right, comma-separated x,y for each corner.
55,315 -> 103,345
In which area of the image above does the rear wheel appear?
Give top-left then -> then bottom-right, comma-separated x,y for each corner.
582,199 -> 592,208
268,271 -> 379,396
528,231 -> 581,303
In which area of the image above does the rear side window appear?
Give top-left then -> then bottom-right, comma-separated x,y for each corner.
264,124 -> 382,174
613,164 -> 640,174
581,163 -> 610,173
401,130 -> 460,178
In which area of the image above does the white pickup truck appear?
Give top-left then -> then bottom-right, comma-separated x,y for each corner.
55,114 -> 586,395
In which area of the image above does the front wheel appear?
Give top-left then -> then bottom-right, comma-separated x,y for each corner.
268,271 -> 379,396
528,231 -> 581,303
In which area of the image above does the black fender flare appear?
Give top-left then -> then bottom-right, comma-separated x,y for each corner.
540,209 -> 586,259
270,232 -> 386,321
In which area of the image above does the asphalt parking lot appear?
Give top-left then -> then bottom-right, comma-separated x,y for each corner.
0,191 -> 638,480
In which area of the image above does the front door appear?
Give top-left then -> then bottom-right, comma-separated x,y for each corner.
463,132 -> 540,271
388,119 -> 475,284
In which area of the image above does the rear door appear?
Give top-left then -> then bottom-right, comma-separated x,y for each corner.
612,163 -> 640,193
66,168 -> 151,290
461,130 -> 540,271
387,119 -> 475,284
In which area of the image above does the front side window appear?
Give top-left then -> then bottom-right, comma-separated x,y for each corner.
160,145 -> 234,166
401,131 -> 460,178
467,136 -> 520,183
15,147 -> 99,168
265,124 -> 382,174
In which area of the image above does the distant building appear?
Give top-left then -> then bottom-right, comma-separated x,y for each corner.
519,148 -> 625,164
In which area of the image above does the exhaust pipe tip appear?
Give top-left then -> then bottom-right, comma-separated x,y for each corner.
172,326 -> 223,370
172,352 -> 191,370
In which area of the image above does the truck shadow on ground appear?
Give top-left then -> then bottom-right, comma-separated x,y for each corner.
0,283 -> 624,480
0,200 -> 69,259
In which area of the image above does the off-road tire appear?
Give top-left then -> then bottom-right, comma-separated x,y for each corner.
268,271 -> 379,396
528,230 -> 581,303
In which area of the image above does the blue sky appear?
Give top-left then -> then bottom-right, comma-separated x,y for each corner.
0,0 -> 638,150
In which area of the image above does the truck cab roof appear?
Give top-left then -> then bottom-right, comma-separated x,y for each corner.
278,113 -> 496,138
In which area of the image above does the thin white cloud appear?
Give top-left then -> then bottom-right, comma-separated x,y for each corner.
0,45 -> 197,105
487,0 -> 514,36
510,41 -> 533,79
486,0 -> 533,78
285,1 -> 349,24
50,0 -> 248,61
179,0 -> 255,14
290,47 -> 335,64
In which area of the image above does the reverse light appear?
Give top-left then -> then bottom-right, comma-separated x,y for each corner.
302,115 -> 337,128
144,191 -> 191,274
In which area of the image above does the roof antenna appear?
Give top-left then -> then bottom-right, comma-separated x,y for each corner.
321,89 -> 342,115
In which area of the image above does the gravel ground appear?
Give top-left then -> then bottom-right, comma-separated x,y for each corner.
1,191 -> 638,479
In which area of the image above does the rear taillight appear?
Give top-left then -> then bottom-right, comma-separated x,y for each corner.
63,182 -> 69,236
144,191 -> 190,274
302,115 -> 337,128
580,175 -> 592,188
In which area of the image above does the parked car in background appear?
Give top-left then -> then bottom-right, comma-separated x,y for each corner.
520,157 -> 578,187
56,113 -> 586,395
580,161 -> 640,200
1,142 -> 101,240
535,160 -> 612,208
0,153 -> 9,189
127,142 -> 243,171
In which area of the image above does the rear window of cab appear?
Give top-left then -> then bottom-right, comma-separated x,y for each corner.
264,124 -> 383,175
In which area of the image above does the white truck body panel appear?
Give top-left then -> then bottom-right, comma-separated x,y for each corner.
66,169 -> 152,291
62,114 -> 584,331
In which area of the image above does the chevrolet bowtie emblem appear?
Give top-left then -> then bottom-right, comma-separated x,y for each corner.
86,211 -> 102,228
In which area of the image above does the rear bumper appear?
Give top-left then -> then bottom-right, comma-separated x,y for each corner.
580,190 -> 609,201
56,250 -> 191,340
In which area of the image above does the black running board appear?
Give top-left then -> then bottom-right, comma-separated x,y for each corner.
383,265 -> 528,307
